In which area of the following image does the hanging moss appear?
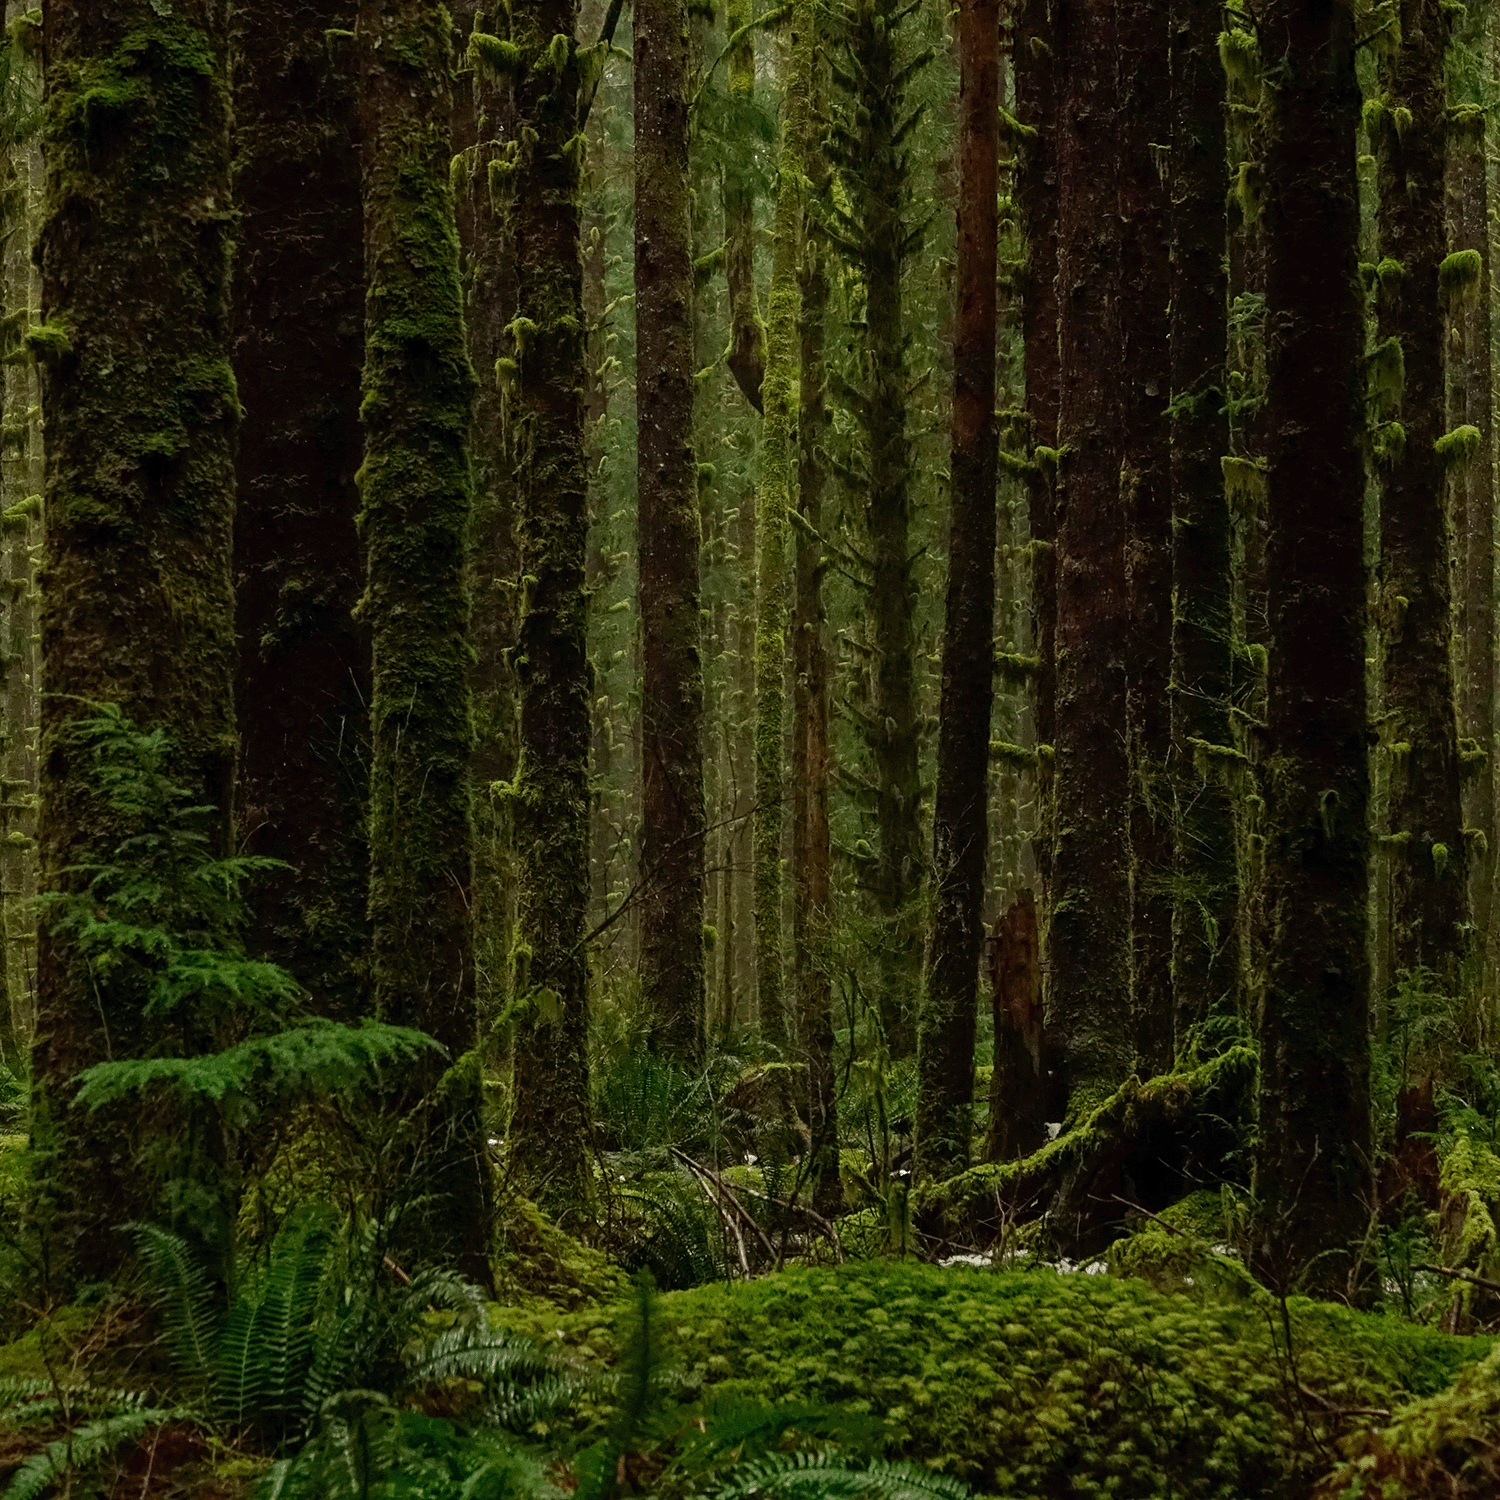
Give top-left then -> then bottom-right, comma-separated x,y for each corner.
1439,248 -> 1484,310
1436,424 -> 1482,466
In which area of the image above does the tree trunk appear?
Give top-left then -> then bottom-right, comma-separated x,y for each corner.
724,0 -> 764,412
1251,0 -> 1373,1300
455,2 -> 522,1045
357,0 -> 490,1280
1373,0 -> 1467,988
1014,0 -> 1058,938
1118,0 -> 1174,1077
31,0 -> 238,1273
1168,0 -> 1238,1041
830,0 -> 927,1059
754,2 -> 814,1050
1048,0 -> 1132,1114
637,0 -> 707,1061
793,170 -> 839,1215
1446,57 -> 1494,985
233,0 -> 370,1021
502,0 -> 595,1203
915,0 -> 998,1180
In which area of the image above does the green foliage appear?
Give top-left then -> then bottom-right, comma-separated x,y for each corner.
614,1261 -> 1493,1500
0,1398 -> 190,1500
42,707 -> 445,1263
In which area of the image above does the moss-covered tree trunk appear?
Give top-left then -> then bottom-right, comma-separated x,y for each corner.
637,0 -> 706,1061
754,1 -> 813,1050
1446,83 -> 1494,979
793,147 -> 839,1214
356,0 -> 490,1279
455,4 -> 522,1045
914,0 -> 998,1179
504,0 -> 594,1200
31,0 -> 238,1272
1251,0 -> 1373,1299
1118,0 -> 1174,1077
1014,0 -> 1058,938
233,0 -> 370,1021
1371,0 -> 1467,988
1167,0 -> 1237,1040
724,0 -> 764,412
830,0 -> 927,1059
1048,0 -> 1132,1114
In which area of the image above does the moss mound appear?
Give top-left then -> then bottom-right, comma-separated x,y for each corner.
518,1260 -> 1492,1500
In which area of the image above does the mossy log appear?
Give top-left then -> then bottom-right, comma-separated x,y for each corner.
919,1046 -> 1256,1258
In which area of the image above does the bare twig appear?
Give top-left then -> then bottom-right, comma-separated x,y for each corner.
670,1147 -> 779,1263
1415,1262 -> 1500,1296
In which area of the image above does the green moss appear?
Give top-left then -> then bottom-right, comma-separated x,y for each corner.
1435,424 -> 1482,467
526,1263 -> 1494,1500
1221,454 -> 1267,504
1440,250 -> 1483,311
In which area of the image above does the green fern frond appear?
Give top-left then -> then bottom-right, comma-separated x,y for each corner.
129,1222 -> 218,1385
717,1452 -> 972,1500
0,1406 -> 186,1500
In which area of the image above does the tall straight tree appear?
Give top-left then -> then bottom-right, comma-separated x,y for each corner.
1446,67 -> 1495,975
1167,0 -> 1237,1038
792,55 -> 840,1211
1048,0 -> 1133,1112
31,0 -> 238,1271
357,0 -> 490,1279
828,0 -> 929,1057
915,0 -> 999,1178
1117,0 -> 1173,1075
1251,0 -> 1372,1298
724,0 -> 765,411
233,0 -> 370,1019
504,0 -> 595,1198
637,0 -> 706,1060
754,0 -> 815,1048
1371,0 -> 1467,986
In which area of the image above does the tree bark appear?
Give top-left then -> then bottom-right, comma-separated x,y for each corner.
829,0 -> 927,1058
31,0 -> 237,1273
1446,57 -> 1494,983
357,0 -> 490,1281
233,0 -> 370,1021
455,2 -> 522,1044
724,0 -> 765,412
503,0 -> 595,1204
1048,0 -> 1132,1114
1167,0 -> 1238,1041
1373,0 -> 1467,988
914,0 -> 998,1179
1118,0 -> 1174,1076
637,0 -> 707,1061
1251,0 -> 1373,1299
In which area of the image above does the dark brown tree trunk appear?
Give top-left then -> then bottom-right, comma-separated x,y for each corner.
1168,0 -> 1237,1041
232,0 -> 370,1020
1446,89 -> 1494,980
986,891 -> 1045,1161
32,0 -> 238,1273
1048,0 -> 1132,1114
914,0 -> 998,1179
502,0 -> 594,1203
637,0 -> 706,1061
1118,0 -> 1173,1077
1373,0 -> 1467,988
357,0 -> 490,1280
1251,0 -> 1372,1299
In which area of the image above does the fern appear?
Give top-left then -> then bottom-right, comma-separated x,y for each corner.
129,1221 -> 219,1385
717,1453 -> 972,1500
0,1405 -> 188,1500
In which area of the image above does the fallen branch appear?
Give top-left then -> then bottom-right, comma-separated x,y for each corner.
1415,1262 -> 1500,1296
